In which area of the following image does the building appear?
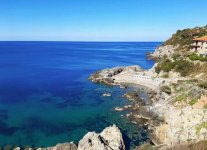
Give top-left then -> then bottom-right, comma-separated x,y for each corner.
192,36 -> 207,54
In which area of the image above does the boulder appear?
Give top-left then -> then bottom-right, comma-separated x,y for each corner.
148,45 -> 178,60
78,125 -> 125,150
37,142 -> 77,150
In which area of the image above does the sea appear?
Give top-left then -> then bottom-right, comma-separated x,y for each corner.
0,41 -> 161,149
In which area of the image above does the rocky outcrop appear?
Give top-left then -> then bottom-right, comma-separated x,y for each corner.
41,142 -> 77,150
78,125 -> 125,150
13,142 -> 77,150
89,65 -> 143,85
12,125 -> 124,150
14,142 -> 78,150
147,45 -> 178,60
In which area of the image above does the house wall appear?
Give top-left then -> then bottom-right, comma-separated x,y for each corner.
193,41 -> 207,53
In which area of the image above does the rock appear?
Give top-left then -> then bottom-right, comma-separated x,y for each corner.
46,142 -> 77,150
124,105 -> 132,109
8,126 -> 124,150
78,125 -> 125,150
100,125 -> 125,150
89,65 -> 143,85
123,92 -> 144,105
24,148 -> 33,150
78,132 -> 107,150
36,142 -> 77,150
103,93 -> 112,97
148,45 -> 178,60
115,107 -> 124,111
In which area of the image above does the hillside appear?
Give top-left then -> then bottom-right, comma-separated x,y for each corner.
164,25 -> 207,51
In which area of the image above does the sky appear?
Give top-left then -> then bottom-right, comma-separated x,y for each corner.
0,0 -> 207,41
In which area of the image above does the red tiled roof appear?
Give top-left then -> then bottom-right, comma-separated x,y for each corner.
193,36 -> 207,41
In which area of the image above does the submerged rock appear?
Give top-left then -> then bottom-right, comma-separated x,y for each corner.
102,93 -> 112,97
78,125 -> 125,150
114,107 -> 124,111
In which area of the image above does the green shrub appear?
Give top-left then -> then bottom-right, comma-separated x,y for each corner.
162,74 -> 169,78
172,53 -> 181,60
189,99 -> 198,106
155,65 -> 161,73
161,85 -> 171,94
175,94 -> 187,101
189,53 -> 201,60
174,59 -> 193,76
155,59 -> 175,73
156,58 -> 193,76
189,53 -> 207,62
203,104 -> 207,109
196,122 -> 207,135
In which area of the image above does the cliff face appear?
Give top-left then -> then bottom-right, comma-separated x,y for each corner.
146,26 -> 207,148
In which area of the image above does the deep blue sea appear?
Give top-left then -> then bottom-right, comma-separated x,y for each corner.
0,42 -> 161,149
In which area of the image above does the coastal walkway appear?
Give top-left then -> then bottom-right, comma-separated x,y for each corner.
113,72 -> 163,90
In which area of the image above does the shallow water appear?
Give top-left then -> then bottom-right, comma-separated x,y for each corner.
0,41 -> 161,149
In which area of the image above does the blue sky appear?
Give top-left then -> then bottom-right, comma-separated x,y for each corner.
0,0 -> 207,41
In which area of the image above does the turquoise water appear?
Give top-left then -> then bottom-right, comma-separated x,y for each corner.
0,42 -> 161,149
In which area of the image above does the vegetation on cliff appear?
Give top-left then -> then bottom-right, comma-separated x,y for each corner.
164,25 -> 207,51
188,53 -> 207,62
155,58 -> 193,76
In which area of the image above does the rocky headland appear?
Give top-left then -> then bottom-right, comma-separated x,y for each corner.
89,25 -> 207,149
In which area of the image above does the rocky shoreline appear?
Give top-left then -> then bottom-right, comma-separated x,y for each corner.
11,125 -> 125,150
88,65 -> 166,141
86,25 -> 207,150
88,50 -> 207,149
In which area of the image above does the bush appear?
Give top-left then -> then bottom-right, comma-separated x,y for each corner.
155,59 -> 175,73
175,94 -> 187,101
189,53 -> 201,60
174,59 -> 193,76
203,104 -> 207,109
189,53 -> 207,62
154,65 -> 161,73
162,74 -> 169,78
189,99 -> 198,106
161,85 -> 171,94
196,122 -> 207,135
172,53 -> 181,60
155,58 -> 193,76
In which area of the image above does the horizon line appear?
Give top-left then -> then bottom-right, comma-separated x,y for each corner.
0,40 -> 163,42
